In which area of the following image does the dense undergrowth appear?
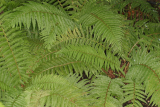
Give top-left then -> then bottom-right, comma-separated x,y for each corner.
0,0 -> 160,107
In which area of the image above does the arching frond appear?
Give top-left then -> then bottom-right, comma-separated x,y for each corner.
31,55 -> 101,77
126,48 -> 160,106
51,26 -> 125,74
56,44 -> 123,75
52,26 -> 110,51
5,1 -> 77,49
78,2 -> 125,53
24,74 -> 94,107
0,25 -> 30,88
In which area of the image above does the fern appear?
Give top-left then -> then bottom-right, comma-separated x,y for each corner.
0,0 -> 160,107
5,1 -> 77,49
122,79 -> 146,107
24,74 -> 93,107
90,75 -> 124,106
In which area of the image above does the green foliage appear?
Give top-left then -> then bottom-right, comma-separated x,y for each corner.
0,0 -> 160,107
0,102 -> 5,107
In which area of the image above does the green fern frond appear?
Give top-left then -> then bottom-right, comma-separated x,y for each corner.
78,2 -> 125,53
123,79 -> 146,107
0,71 -> 16,92
2,89 -> 26,107
5,1 -> 77,49
28,49 -> 59,74
0,26 -> 30,88
51,26 -> 125,74
56,44 -> 124,75
31,55 -> 101,77
25,74 -> 93,107
127,47 -> 160,81
126,48 -> 160,106
52,26 -> 111,52
90,75 -> 124,107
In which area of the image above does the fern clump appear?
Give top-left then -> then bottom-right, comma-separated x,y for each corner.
0,0 -> 160,107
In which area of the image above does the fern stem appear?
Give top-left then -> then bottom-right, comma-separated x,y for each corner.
104,81 -> 111,107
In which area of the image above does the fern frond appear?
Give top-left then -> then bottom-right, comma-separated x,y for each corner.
52,26 -> 112,52
0,26 -> 30,88
5,1 -> 77,49
0,71 -> 16,92
31,55 -> 101,77
126,47 -> 160,106
78,2 -> 125,53
25,74 -> 93,107
56,44 -> 124,75
90,75 -> 124,107
51,26 -> 126,74
123,79 -> 146,107
2,89 -> 26,107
